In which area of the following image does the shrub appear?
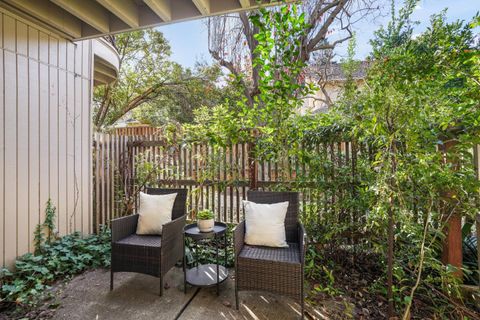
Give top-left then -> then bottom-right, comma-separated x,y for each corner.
197,209 -> 214,220
0,200 -> 111,311
0,228 -> 110,310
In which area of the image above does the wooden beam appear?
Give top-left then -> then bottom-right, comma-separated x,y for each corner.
3,0 -> 82,38
440,139 -> 463,279
192,0 -> 210,15
238,0 -> 250,8
93,71 -> 114,85
442,213 -> 463,277
50,0 -> 110,34
143,0 -> 171,22
96,0 -> 139,28
6,0 -> 288,40
94,61 -> 117,79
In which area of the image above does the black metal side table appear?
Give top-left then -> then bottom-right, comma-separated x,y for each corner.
183,222 -> 228,295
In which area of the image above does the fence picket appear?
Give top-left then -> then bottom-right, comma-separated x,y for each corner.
92,133 -> 363,227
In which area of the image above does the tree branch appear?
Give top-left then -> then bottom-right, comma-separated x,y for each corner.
306,0 -> 349,54
209,49 -> 253,106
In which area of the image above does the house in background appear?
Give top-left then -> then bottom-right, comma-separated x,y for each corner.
0,0 -> 286,267
302,61 -> 369,114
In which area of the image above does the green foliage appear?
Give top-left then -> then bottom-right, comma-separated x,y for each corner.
0,205 -> 111,310
33,199 -> 58,255
249,5 -> 315,160
33,224 -> 44,256
185,105 -> 252,146
131,64 -> 233,126
188,3 -> 479,317
330,0 -> 480,316
311,266 -> 341,296
44,199 -> 56,245
93,30 -> 225,129
339,34 -> 361,110
108,3 -> 479,317
185,3 -> 315,153
197,209 -> 214,220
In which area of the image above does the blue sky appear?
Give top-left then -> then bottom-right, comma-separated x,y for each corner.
157,0 -> 479,68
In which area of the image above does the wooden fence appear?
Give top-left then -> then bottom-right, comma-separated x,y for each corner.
92,133 -> 480,286
110,125 -> 159,136
92,133 -> 361,230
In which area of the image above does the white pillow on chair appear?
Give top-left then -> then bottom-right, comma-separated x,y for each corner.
243,200 -> 289,248
136,192 -> 177,235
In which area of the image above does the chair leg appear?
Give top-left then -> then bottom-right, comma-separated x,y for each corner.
183,255 -> 187,294
300,279 -> 305,319
235,287 -> 239,310
110,269 -> 113,291
159,276 -> 163,297
300,298 -> 304,320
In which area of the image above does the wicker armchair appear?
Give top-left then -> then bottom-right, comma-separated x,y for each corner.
110,188 -> 187,296
234,191 -> 306,318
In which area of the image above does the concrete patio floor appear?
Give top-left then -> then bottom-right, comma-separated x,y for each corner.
51,268 -> 305,320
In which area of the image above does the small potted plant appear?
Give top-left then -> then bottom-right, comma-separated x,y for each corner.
197,209 -> 215,233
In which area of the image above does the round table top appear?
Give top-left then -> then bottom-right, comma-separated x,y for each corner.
184,222 -> 227,240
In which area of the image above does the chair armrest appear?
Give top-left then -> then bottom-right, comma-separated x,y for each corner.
111,214 -> 138,242
234,221 -> 245,258
161,215 -> 186,273
298,222 -> 307,264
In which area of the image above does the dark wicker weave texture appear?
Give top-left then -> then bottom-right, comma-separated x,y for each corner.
234,191 -> 306,319
110,188 -> 187,296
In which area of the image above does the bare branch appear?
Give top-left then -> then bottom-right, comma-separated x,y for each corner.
207,0 -> 381,107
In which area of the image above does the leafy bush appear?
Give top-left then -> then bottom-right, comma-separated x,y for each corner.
0,200 -> 111,311
0,228 -> 110,308
197,209 -> 214,220
327,2 -> 480,317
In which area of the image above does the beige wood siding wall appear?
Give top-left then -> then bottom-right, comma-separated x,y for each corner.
0,8 -> 93,267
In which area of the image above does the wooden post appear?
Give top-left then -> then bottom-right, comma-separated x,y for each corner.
440,139 -> 463,278
248,129 -> 258,190
441,211 -> 463,277
93,133 -> 99,232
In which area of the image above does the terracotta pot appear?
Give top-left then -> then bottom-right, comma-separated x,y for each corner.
197,219 -> 214,232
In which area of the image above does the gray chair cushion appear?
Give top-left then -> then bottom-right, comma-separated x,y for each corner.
239,243 -> 300,264
116,234 -> 162,247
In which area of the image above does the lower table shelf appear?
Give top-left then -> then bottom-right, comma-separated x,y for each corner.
185,264 -> 229,287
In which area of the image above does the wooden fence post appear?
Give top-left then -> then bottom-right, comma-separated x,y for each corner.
440,138 -> 463,279
248,129 -> 259,190
92,134 -> 98,233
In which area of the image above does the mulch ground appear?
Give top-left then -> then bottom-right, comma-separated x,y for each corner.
305,248 -> 480,320
305,249 -> 389,319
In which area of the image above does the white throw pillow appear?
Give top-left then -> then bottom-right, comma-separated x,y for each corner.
136,192 -> 177,235
243,200 -> 289,248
